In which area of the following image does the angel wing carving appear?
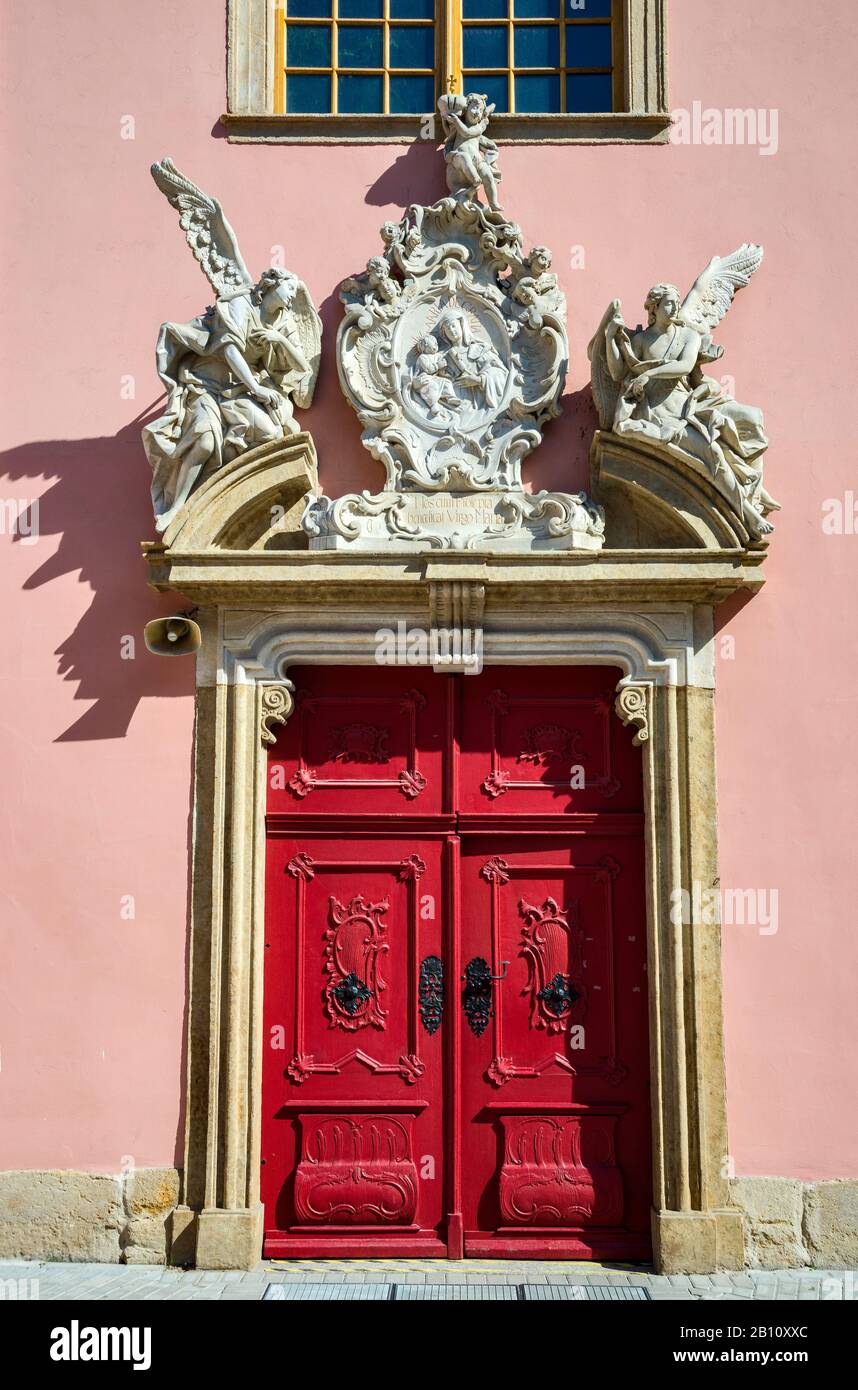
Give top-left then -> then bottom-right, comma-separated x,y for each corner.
145,158 -> 323,534
680,243 -> 764,336
587,300 -> 623,430
286,281 -> 323,410
587,245 -> 776,543
150,157 -> 254,298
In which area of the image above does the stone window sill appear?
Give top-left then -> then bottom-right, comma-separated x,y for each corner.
220,111 -> 672,145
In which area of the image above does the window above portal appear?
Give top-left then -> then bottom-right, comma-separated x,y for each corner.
224,0 -> 669,142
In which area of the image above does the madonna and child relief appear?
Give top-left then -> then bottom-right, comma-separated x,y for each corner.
409,304 -> 509,425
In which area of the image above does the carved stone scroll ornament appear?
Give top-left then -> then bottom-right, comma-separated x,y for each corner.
260,683 -> 295,746
302,95 -> 604,554
614,683 -> 650,747
429,579 -> 484,673
589,245 -> 779,545
143,159 -> 322,535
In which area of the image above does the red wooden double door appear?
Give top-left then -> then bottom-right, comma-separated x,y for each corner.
262,665 -> 651,1259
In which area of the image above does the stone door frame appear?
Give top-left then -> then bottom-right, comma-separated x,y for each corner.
170,596 -> 745,1273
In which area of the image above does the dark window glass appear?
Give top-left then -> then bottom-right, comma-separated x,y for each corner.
462,0 -> 508,17
515,72 -> 560,110
567,22 -> 612,68
339,0 -> 383,15
338,73 -> 384,110
514,24 -> 559,67
566,71 -> 612,111
566,0 -> 611,14
390,73 -> 436,111
286,0 -> 332,16
514,0 -> 558,14
391,0 -> 434,14
286,73 -> 331,111
464,26 -> 508,68
338,24 -> 383,67
468,72 -> 509,111
286,25 -> 332,67
390,25 -> 435,68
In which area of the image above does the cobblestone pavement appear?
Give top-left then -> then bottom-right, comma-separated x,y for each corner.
0,1260 -> 855,1301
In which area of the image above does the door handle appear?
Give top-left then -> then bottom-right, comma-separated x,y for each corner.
331,972 -> 372,1014
462,956 -> 509,1037
419,955 -> 445,1034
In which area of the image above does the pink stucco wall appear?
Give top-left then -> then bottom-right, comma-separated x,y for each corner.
1,1 -> 856,1178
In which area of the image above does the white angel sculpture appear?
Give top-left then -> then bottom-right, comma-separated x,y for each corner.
143,159 -> 322,533
438,93 -> 502,212
589,245 -> 779,539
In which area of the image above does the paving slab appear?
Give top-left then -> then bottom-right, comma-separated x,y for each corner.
0,1259 -> 854,1301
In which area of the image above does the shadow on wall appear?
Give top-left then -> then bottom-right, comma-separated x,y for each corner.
525,384 -> 596,497
0,405 -> 196,743
364,138 -> 447,210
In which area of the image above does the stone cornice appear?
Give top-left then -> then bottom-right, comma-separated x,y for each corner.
145,545 -> 764,608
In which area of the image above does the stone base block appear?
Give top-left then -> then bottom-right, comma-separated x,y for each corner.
0,1168 -> 180,1265
0,1171 -> 124,1263
652,1208 -> 745,1274
732,1176 -> 858,1269
804,1181 -> 858,1266
731,1177 -> 806,1269
167,1205 -> 198,1268
195,1205 -> 264,1271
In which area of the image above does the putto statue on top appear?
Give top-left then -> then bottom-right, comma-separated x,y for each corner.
143,159 -> 321,533
304,94 -> 604,552
438,92 -> 503,212
588,245 -> 778,541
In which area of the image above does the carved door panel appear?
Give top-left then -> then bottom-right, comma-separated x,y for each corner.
266,665 -> 446,816
263,833 -> 447,1256
458,835 -> 651,1259
457,664 -> 644,815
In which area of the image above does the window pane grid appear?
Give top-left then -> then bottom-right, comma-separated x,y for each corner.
279,0 -> 435,113
275,0 -> 615,116
461,0 -> 613,113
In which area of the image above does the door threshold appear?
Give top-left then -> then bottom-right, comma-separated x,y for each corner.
264,1236 -> 449,1259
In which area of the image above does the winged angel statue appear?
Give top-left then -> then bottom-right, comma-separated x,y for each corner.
589,245 -> 778,539
143,159 -> 321,533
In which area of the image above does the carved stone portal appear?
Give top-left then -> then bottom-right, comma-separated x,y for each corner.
302,95 -> 605,554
